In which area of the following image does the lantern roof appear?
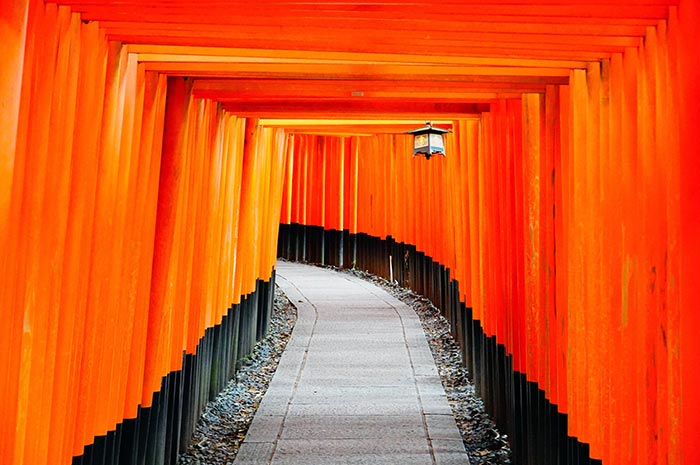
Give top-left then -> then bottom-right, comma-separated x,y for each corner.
405,122 -> 451,135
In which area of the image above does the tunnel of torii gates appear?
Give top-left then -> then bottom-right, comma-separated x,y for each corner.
1,0 -> 700,465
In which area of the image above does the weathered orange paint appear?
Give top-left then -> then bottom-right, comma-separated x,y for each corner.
1,4 -> 289,464
3,1 -> 700,464
279,10 -> 695,462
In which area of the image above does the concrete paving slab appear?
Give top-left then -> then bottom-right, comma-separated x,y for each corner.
297,375 -> 419,387
295,375 -> 418,387
280,414 -> 426,439
272,438 -> 432,465
413,364 -> 440,377
233,261 -> 469,465
245,415 -> 285,442
421,400 -> 455,416
256,400 -> 290,417
432,440 -> 471,465
410,350 -> 438,361
416,374 -> 445,387
275,438 -> 431,455
416,381 -> 449,397
303,350 -> 411,362
297,364 -> 415,376
287,400 -> 421,417
425,414 -> 464,441
309,340 -> 406,348
300,361 -> 413,373
309,337 -> 408,347
290,385 -> 417,400
234,442 -> 275,465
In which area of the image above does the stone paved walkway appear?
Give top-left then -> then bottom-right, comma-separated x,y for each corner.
234,261 -> 469,465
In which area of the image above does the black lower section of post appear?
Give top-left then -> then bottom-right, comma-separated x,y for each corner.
72,274 -> 276,465
278,223 -> 603,465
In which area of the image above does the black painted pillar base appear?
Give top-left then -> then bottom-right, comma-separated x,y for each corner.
278,223 -> 603,465
73,274 -> 276,465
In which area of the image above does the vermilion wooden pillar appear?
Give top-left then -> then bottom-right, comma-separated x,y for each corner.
0,0 -> 27,234
0,3 -> 29,462
144,76 -> 192,407
4,0 -> 700,464
676,2 -> 700,463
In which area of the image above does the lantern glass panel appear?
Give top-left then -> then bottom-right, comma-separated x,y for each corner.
429,133 -> 445,151
414,134 -> 428,149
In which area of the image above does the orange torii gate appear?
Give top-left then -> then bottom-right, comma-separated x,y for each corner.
1,1 -> 699,465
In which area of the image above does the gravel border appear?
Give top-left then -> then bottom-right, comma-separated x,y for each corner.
178,265 -> 511,465
178,285 -> 297,465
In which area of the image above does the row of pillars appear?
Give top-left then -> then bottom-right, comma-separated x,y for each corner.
278,223 -> 601,465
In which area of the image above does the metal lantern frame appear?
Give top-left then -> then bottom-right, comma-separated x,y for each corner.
405,122 -> 450,159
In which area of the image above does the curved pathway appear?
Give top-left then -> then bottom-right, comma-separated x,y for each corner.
234,261 -> 470,465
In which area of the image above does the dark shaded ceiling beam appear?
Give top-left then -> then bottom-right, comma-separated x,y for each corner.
220,100 -> 489,119
44,0 -> 673,119
128,44 -> 612,62
115,35 -> 636,58
135,50 -> 589,69
191,79 -> 551,99
101,24 -> 643,48
142,62 -> 571,84
73,10 -> 662,28
53,2 -> 674,21
79,17 -> 654,38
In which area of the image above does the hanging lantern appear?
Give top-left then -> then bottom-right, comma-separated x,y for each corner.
405,122 -> 450,159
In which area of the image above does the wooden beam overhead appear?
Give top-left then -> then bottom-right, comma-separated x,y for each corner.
221,100 -> 489,119
259,118 -> 456,127
94,18 -> 650,38
73,10 -> 661,27
56,2 -> 673,21
104,25 -> 643,49
128,44 -> 612,62
136,52 -> 589,70
113,34 -> 637,58
143,62 -> 571,85
142,62 -> 571,77
43,0 -> 676,120
258,119 -> 459,135
191,79 -> 549,100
